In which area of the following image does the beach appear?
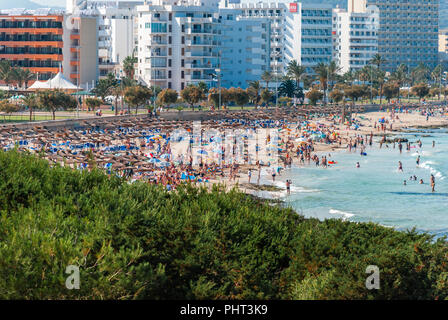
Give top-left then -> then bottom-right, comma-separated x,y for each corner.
241,106 -> 448,238
1,104 -> 448,235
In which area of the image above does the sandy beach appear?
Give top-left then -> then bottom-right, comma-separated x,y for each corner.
196,105 -> 448,195
1,104 -> 447,197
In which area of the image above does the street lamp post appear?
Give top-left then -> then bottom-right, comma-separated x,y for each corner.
275,53 -> 279,109
217,50 -> 221,110
439,66 -> 442,101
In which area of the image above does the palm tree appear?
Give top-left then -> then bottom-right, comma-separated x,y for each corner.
110,82 -> 124,116
412,63 -> 430,84
342,70 -> 355,86
92,73 -> 118,103
429,65 -> 444,101
370,54 -> 387,70
247,80 -> 261,104
314,62 -> 329,104
0,61 -> 13,88
261,70 -> 273,89
287,60 -> 307,89
22,93 -> 39,122
278,79 -> 296,98
21,69 -> 35,89
326,61 -> 341,92
374,68 -> 386,105
123,56 -> 138,79
11,68 -> 25,89
390,64 -> 408,102
356,67 -> 370,84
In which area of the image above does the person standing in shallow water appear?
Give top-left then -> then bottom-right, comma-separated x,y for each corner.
430,174 -> 435,193
398,161 -> 403,172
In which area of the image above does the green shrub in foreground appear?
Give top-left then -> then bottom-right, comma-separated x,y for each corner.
0,150 -> 447,299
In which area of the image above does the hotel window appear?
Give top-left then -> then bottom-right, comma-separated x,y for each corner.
151,23 -> 167,32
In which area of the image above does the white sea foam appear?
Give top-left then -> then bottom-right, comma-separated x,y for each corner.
272,181 -> 320,194
420,161 -> 445,180
329,209 -> 355,220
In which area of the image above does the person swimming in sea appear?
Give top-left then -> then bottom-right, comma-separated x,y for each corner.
356,162 -> 360,168
416,155 -> 420,167
403,180 -> 407,186
419,179 -> 424,184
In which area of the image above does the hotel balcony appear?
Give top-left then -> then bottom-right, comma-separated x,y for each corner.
0,28 -> 63,35
184,39 -> 218,46
0,53 -> 62,60
185,29 -> 217,35
149,39 -> 168,46
185,74 -> 213,81
148,75 -> 167,81
184,51 -> 218,58
0,40 -> 63,47
184,62 -> 217,69
148,51 -> 167,57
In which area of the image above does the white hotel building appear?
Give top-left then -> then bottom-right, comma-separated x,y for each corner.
136,0 -> 273,90
136,0 -> 221,91
67,0 -> 141,79
333,0 -> 379,73
227,1 -> 333,75
135,0 -> 335,90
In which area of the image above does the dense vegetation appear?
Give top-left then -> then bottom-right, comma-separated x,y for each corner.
1,150 -> 448,299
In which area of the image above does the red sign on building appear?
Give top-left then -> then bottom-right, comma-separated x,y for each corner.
289,3 -> 298,13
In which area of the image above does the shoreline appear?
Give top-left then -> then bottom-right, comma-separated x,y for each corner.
230,109 -> 448,199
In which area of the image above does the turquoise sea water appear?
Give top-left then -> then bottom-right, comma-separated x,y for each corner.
266,128 -> 448,238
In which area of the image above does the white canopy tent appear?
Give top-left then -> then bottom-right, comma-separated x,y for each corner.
28,72 -> 80,91
27,80 -> 48,90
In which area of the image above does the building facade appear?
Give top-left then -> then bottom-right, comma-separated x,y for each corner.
0,9 -> 65,82
0,8 -> 98,88
66,1 -> 142,79
299,2 -> 333,74
226,1 -> 333,76
219,9 -> 270,88
63,15 -> 99,88
136,0 -> 221,91
333,0 -> 379,73
366,0 -> 439,71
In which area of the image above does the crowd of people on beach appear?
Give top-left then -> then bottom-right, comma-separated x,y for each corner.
0,103 -> 446,195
